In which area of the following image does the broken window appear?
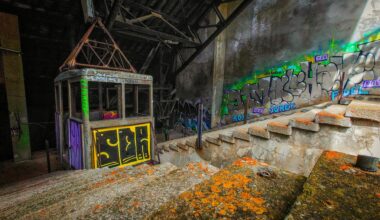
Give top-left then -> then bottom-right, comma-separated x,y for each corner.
70,81 -> 82,119
125,84 -> 150,117
88,82 -> 121,121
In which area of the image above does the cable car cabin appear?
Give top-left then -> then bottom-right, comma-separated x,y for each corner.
54,68 -> 154,169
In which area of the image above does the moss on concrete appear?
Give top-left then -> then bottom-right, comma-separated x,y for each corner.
287,151 -> 380,220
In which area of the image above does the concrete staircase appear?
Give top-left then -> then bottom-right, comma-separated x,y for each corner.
156,98 -> 380,175
0,162 -> 218,219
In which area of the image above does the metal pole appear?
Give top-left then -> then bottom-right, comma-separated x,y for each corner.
244,96 -> 249,124
197,101 -> 203,149
45,139 -> 51,173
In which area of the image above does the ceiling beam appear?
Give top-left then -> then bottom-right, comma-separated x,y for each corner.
123,0 -> 180,24
174,0 -> 254,75
112,21 -> 199,46
107,0 -> 123,30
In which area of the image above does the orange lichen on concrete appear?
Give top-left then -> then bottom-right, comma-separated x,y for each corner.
325,151 -> 343,160
233,157 -> 258,167
317,111 -> 345,119
147,169 -> 155,175
92,204 -> 104,213
178,168 -> 267,218
267,121 -> 288,128
339,164 -> 352,171
295,118 -> 314,125
92,177 -> 117,189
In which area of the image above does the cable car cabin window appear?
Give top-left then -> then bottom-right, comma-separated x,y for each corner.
138,85 -> 150,116
125,84 -> 150,117
70,82 -> 82,119
88,82 -> 121,121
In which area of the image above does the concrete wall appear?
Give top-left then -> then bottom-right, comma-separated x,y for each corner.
222,0 -> 380,123
175,0 -> 380,125
0,12 -> 31,161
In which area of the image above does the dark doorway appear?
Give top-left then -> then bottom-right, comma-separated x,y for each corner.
0,53 -> 13,161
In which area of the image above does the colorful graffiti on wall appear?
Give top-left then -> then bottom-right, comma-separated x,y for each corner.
92,123 -> 151,168
69,119 -> 83,169
221,28 -> 380,120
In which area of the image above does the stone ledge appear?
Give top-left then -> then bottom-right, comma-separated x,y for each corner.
290,118 -> 320,132
248,126 -> 270,139
205,137 -> 221,146
267,121 -> 292,136
219,134 -> 235,144
233,131 -> 250,142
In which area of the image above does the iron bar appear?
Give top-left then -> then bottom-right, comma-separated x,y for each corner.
123,0 -> 180,24
107,0 -> 123,30
197,101 -> 203,149
140,42 -> 161,74
175,0 -> 253,75
0,46 -> 21,54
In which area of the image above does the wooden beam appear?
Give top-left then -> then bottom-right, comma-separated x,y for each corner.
107,0 -> 123,30
123,0 -> 180,24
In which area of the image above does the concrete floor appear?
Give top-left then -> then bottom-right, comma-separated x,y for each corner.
0,150 -> 61,186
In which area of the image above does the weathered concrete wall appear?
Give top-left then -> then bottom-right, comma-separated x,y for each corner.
221,0 -> 380,123
0,12 -> 31,161
158,117 -> 380,176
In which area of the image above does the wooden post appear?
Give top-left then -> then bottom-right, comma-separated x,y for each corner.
244,96 -> 249,124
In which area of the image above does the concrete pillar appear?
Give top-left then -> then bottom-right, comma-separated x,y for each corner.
0,12 -> 31,161
211,4 -> 228,128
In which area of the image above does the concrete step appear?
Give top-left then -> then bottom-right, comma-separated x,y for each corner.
0,169 -> 103,208
0,170 -> 72,196
232,130 -> 250,142
0,163 -> 179,220
219,134 -> 235,144
68,162 -> 219,219
169,144 -> 179,152
345,99 -> 380,122
267,121 -> 292,136
289,109 -> 321,132
177,143 -> 189,151
316,105 -> 352,127
248,124 -> 270,139
0,167 -> 119,219
205,136 -> 221,146
148,157 -> 306,219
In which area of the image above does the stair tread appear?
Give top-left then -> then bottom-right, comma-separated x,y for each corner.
345,99 -> 380,122
0,163 -> 178,219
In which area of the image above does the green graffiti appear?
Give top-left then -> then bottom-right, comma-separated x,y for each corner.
221,27 -> 380,116
80,79 -> 90,118
18,124 -> 30,149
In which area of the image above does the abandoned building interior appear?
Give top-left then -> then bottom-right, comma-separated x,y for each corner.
0,0 -> 379,219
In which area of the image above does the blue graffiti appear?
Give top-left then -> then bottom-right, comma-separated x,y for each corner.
269,102 -> 296,114
331,85 -> 369,101
232,114 -> 245,122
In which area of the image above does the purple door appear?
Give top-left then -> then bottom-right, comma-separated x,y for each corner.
68,119 -> 83,169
